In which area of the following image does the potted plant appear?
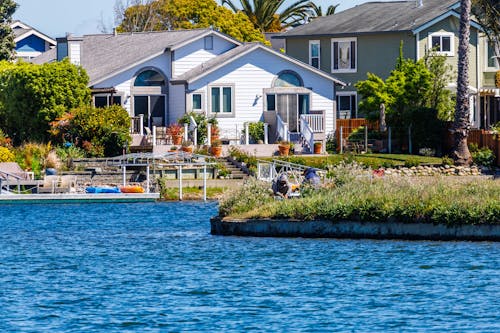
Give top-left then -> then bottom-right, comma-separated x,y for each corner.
278,141 -> 290,156
210,125 -> 220,143
313,141 -> 322,154
211,139 -> 223,157
169,146 -> 178,152
181,140 -> 194,153
166,124 -> 184,145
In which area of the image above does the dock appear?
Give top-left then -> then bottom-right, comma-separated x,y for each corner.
0,193 -> 160,204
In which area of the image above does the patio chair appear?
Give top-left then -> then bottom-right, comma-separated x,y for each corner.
38,175 -> 60,193
59,175 -> 77,193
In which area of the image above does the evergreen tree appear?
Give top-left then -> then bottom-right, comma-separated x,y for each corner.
0,0 -> 17,61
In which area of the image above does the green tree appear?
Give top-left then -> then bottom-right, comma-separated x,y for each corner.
0,0 -> 16,61
451,0 -> 472,165
0,59 -> 90,144
221,0 -> 314,32
356,46 -> 453,152
116,0 -> 266,43
472,0 -> 499,67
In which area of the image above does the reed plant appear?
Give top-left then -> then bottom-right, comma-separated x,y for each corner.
219,175 -> 500,225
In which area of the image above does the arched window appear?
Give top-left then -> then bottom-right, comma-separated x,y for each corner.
273,71 -> 303,88
134,69 -> 165,86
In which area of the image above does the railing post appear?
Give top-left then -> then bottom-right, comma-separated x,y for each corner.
203,164 -> 207,202
264,123 -> 269,144
184,123 -> 189,142
193,128 -> 198,146
340,126 -> 343,154
245,123 -> 250,145
388,127 -> 392,154
152,126 -> 157,147
207,123 -> 211,146
139,114 -> 144,135
178,166 -> 183,201
364,125 -> 368,152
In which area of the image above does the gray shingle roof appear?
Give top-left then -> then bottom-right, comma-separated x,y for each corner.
30,47 -> 56,64
13,27 -> 30,38
282,0 -> 459,37
172,42 -> 345,85
82,29 -> 215,85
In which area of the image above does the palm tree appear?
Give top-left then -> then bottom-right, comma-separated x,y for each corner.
308,2 -> 338,20
472,0 -> 500,68
451,0 -> 472,165
222,0 -> 314,32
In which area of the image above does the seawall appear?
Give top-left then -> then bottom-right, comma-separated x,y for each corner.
210,218 -> 500,241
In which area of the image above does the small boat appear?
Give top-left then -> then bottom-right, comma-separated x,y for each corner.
85,186 -> 121,194
119,185 -> 145,193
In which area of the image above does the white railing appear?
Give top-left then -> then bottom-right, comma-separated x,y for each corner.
276,114 -> 290,142
300,115 -> 315,152
302,114 -> 324,133
130,116 -> 141,134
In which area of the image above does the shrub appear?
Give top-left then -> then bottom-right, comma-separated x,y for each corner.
326,161 -> 370,187
441,155 -> 454,166
419,147 -> 435,157
179,112 -> 218,145
245,121 -> 264,143
56,145 -> 86,170
472,147 -> 495,167
0,146 -> 15,162
325,133 -> 337,154
404,157 -> 420,168
219,178 -> 272,217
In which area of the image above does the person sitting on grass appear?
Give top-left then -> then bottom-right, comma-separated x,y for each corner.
272,173 -> 291,199
303,167 -> 321,188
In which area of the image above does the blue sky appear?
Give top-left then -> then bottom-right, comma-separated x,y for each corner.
13,0 -> 394,38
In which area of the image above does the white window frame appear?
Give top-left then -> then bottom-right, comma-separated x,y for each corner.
208,84 -> 235,117
309,40 -> 320,69
331,37 -> 357,73
336,91 -> 357,119
485,39 -> 500,71
187,91 -> 205,113
428,32 -> 454,57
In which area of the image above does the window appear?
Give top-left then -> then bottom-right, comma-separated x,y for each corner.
332,38 -> 357,72
309,40 -> 320,68
134,70 -> 165,86
274,71 -> 303,87
210,86 -> 233,114
93,94 -> 122,108
486,40 -> 499,69
336,93 -> 357,119
428,33 -> 454,56
266,95 -> 276,111
192,94 -> 202,111
204,36 -> 213,50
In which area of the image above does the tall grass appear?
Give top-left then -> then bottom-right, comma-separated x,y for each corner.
219,177 -> 500,225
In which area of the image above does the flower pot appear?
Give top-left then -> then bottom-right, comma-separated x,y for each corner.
278,144 -> 290,156
313,142 -> 322,154
211,146 -> 222,157
172,135 -> 183,145
181,146 -> 193,153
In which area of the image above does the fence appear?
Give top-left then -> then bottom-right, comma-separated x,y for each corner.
467,129 -> 500,166
336,119 -> 381,153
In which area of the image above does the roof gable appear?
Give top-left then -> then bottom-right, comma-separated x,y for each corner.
172,43 -> 345,86
11,20 -> 56,46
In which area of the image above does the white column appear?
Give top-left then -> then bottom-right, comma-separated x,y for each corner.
203,165 -> 207,202
340,126 -> 343,154
264,123 -> 269,144
178,166 -> 183,201
139,114 -> 144,135
207,123 -> 212,146
122,165 -> 126,187
245,123 -> 250,145
146,164 -> 150,193
152,126 -> 157,146
184,124 -> 189,142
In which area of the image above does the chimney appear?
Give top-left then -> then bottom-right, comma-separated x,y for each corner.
56,34 -> 83,65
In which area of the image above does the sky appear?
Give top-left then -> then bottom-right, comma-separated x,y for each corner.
12,0 -> 399,38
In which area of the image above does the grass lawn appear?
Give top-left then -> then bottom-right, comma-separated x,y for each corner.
263,153 -> 443,169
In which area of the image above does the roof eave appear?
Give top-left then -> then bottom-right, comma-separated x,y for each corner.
412,10 -> 483,34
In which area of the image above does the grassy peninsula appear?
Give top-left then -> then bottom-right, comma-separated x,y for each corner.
219,172 -> 500,225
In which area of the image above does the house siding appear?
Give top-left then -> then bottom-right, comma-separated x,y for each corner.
418,16 -> 479,88
172,35 -> 237,77
187,48 -> 336,136
15,34 -> 46,53
169,83 -> 186,125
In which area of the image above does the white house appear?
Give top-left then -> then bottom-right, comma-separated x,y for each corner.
33,29 -> 345,151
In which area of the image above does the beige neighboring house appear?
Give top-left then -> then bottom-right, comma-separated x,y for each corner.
11,20 -> 56,61
277,0 -> 499,129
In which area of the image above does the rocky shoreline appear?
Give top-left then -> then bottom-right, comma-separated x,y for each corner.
382,164 -> 489,177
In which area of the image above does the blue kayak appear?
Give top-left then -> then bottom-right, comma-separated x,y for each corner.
85,186 -> 121,194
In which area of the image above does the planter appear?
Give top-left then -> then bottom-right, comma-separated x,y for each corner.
313,142 -> 322,154
211,146 -> 223,157
172,135 -> 183,145
278,144 -> 290,156
210,135 -> 219,144
181,146 -> 193,153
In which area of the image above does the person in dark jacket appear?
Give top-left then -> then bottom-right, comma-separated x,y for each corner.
303,167 -> 320,187
272,173 -> 291,199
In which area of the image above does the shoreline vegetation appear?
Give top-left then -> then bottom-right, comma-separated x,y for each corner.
218,165 -> 500,226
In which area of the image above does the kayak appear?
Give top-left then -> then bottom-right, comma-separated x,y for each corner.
85,186 -> 121,194
119,185 -> 145,193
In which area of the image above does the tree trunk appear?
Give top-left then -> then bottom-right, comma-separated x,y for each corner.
451,0 -> 473,166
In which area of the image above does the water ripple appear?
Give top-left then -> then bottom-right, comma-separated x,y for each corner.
0,202 -> 499,332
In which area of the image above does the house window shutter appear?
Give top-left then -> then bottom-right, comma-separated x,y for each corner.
350,41 -> 356,69
333,42 -> 339,70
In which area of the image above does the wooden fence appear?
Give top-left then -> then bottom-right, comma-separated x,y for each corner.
335,119 -> 378,146
467,129 -> 500,167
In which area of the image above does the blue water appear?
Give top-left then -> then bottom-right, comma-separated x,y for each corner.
0,202 -> 499,332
